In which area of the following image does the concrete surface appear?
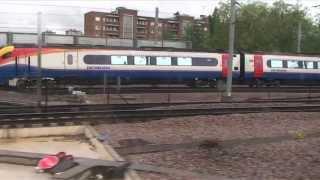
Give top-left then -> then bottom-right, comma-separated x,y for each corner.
0,136 -> 101,159
0,126 -> 140,180
0,163 -> 51,180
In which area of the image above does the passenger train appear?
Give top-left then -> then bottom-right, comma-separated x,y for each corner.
0,45 -> 319,88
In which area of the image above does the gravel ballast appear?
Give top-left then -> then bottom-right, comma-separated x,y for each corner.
96,112 -> 320,180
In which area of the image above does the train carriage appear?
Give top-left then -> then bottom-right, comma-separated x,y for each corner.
0,46 -> 239,88
2,45 -> 318,89
247,53 -> 320,87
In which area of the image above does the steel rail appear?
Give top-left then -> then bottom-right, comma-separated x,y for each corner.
0,98 -> 319,114
0,104 -> 319,126
12,86 -> 320,95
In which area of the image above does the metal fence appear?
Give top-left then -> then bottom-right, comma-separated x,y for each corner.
0,32 -> 192,49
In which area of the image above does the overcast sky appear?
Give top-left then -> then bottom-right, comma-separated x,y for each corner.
0,0 -> 319,34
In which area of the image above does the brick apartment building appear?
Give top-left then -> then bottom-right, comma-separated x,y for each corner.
84,7 -> 208,40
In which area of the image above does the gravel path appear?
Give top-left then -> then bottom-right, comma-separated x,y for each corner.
96,112 -> 320,180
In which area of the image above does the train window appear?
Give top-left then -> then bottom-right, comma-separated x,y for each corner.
67,54 -> 73,65
287,60 -> 302,69
149,56 -> 156,65
269,60 -> 283,68
171,57 -> 177,66
316,62 -> 320,69
134,56 -> 147,65
111,56 -> 128,65
156,57 -> 171,66
177,57 -> 192,66
304,61 -> 314,69
83,55 -> 111,64
127,56 -> 134,65
192,58 -> 218,66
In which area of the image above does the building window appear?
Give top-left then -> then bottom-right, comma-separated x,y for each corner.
95,17 -> 101,22
83,55 -> 111,64
138,20 -> 146,25
192,58 -> 218,66
67,54 -> 73,65
138,29 -> 145,33
95,25 -> 101,30
150,22 -> 155,26
122,15 -> 134,39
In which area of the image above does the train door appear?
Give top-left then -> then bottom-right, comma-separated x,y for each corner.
239,52 -> 245,81
64,51 -> 78,70
221,54 -> 239,79
222,54 -> 229,78
253,55 -> 263,78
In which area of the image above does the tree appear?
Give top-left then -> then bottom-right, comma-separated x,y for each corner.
183,24 -> 209,49
189,0 -> 320,53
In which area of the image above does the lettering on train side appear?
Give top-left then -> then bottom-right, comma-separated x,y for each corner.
87,66 -> 111,70
270,69 -> 287,72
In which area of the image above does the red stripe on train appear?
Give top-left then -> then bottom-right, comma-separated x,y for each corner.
222,54 -> 229,78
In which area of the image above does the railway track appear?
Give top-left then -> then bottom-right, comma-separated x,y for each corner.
9,86 -> 320,94
0,97 -> 320,114
0,104 -> 320,127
